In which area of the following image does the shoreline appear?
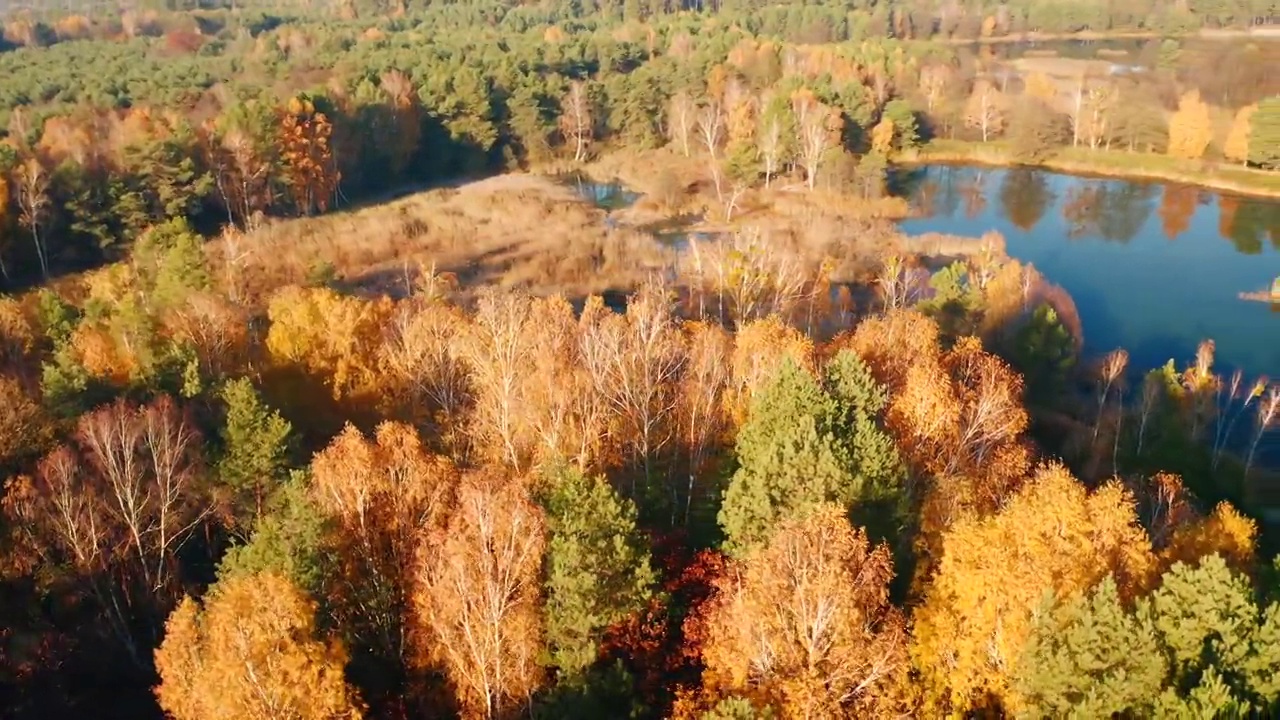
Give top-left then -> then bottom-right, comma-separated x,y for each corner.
898,143 -> 1280,200
937,25 -> 1280,46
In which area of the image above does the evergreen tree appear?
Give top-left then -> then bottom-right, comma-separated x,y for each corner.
1008,304 -> 1077,403
1143,554 -> 1280,712
131,217 -> 211,310
1016,578 -> 1165,717
1247,97 -> 1280,170
882,99 -> 919,150
216,377 -> 294,531
718,351 -> 903,555
216,472 -> 330,597
538,465 -> 656,680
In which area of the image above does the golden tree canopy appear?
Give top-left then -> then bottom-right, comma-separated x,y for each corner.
911,465 -> 1156,715
155,571 -> 362,720
703,504 -> 907,718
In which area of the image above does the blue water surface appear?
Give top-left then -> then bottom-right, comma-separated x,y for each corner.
896,165 -> 1280,379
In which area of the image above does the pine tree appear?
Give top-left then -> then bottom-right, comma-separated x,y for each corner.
216,472 -> 329,596
1143,554 -> 1280,711
215,377 -> 294,532
718,351 -> 903,556
1016,578 -> 1166,717
1248,97 -> 1280,170
538,465 -> 656,679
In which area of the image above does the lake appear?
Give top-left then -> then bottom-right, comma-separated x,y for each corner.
896,165 -> 1280,380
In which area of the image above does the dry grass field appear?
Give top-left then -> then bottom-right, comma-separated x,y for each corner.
211,173 -> 677,304
208,150 -> 924,307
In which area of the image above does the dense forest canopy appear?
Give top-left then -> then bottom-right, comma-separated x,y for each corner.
0,1 -> 1279,719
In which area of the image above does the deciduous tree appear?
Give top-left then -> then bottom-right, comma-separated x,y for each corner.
13,154 -> 51,278
417,470 -> 546,719
560,80 -> 595,163
964,79 -> 1007,142
911,466 -> 1155,715
154,572 -> 362,720
310,422 -> 457,679
3,396 -> 207,662
278,95 -> 340,216
668,91 -> 697,158
1224,103 -> 1256,166
1167,89 -> 1213,160
580,284 -> 684,504
703,504 -> 906,717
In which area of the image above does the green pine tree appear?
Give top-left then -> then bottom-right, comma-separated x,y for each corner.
1016,578 -> 1165,718
217,377 -> 294,532
1247,97 -> 1280,170
132,217 -> 211,310
216,471 -> 330,597
1142,554 -> 1280,711
701,696 -> 777,719
538,466 -> 656,680
718,351 -> 904,556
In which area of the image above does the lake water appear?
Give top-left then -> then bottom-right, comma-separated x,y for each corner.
896,165 -> 1280,379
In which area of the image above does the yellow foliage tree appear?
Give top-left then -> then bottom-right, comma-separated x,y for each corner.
871,117 -> 895,155
154,572 -> 363,720
1167,90 -> 1213,160
265,286 -> 392,401
911,465 -> 1156,715
1024,72 -> 1058,104
1162,500 -> 1257,575
1223,103 -> 1256,166
702,504 -> 907,718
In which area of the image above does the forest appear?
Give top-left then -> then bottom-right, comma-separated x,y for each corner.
2,2 -> 1280,720
0,1 -> 1277,285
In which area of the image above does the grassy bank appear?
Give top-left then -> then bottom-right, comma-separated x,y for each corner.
901,141 -> 1280,199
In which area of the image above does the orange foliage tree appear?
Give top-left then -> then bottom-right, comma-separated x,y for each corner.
849,312 -> 1031,554
379,300 -> 473,449
521,295 -> 613,470
580,285 -> 685,500
911,465 -> 1156,715
702,504 -> 906,717
278,95 -> 341,215
310,422 -> 458,687
155,572 -> 362,720
416,470 -> 546,718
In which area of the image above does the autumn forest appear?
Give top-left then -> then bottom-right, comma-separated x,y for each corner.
2,1 -> 1280,719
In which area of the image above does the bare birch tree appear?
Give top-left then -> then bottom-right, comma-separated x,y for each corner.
697,99 -> 724,200
560,80 -> 594,163
13,155 -> 51,278
580,283 -> 685,501
462,290 -> 535,469
667,91 -> 696,158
